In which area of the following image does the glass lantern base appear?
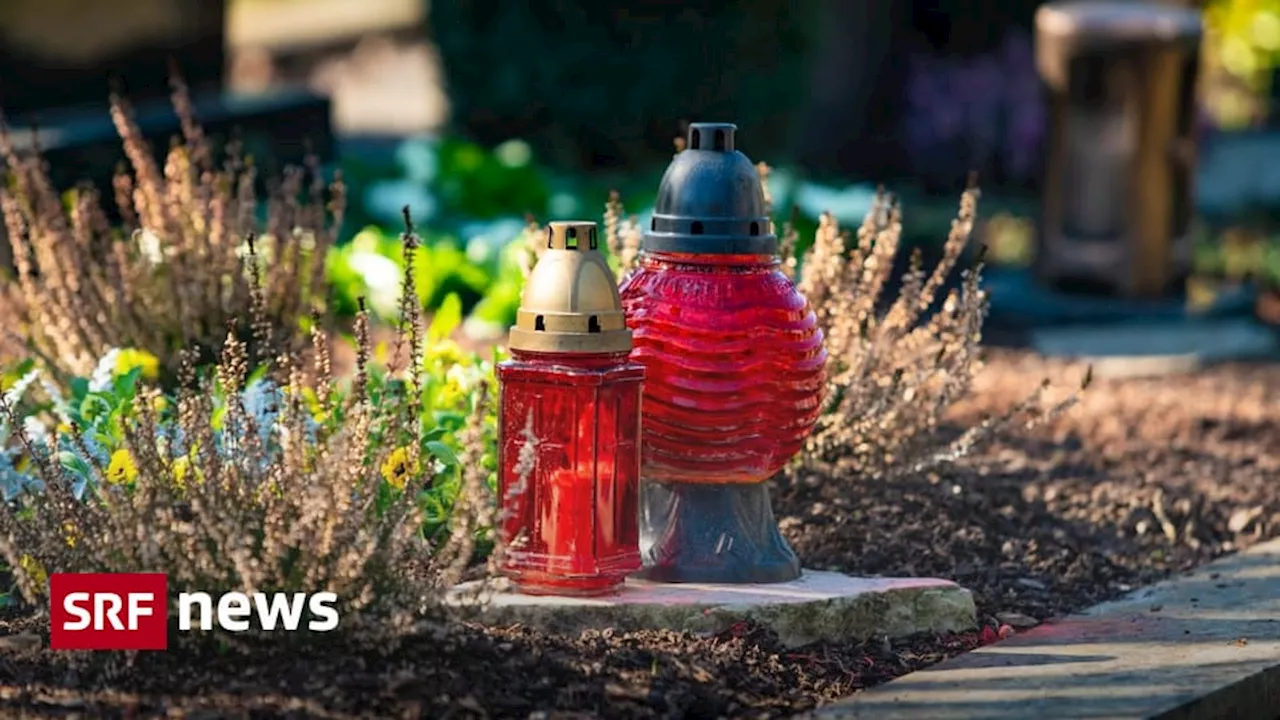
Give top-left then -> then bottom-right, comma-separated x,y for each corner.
510,573 -> 626,598
636,480 -> 801,584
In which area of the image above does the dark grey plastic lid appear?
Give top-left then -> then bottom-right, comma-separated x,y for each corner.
642,123 -> 777,255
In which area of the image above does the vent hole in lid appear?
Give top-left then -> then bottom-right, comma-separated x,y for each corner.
750,221 -> 760,235
535,315 -> 546,331
714,129 -> 726,150
587,315 -> 601,333
690,128 -> 701,150
690,221 -> 704,235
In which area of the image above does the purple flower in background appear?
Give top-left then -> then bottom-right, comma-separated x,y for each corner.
905,30 -> 1046,184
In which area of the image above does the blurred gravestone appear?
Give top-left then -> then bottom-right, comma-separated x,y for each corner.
0,0 -> 225,116
1034,1 -> 1202,299
0,0 -> 333,270
225,0 -> 446,136
430,0 -> 814,173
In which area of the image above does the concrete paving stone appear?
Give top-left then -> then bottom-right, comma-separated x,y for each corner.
802,537 -> 1280,720
447,571 -> 977,648
1029,319 -> 1280,378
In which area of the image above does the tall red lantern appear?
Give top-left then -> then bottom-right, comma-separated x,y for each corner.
619,123 -> 826,584
497,221 -> 645,596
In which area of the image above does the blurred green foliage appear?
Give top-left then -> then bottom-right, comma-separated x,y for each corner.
1192,222 -> 1280,286
432,138 -> 551,220
1204,0 -> 1280,127
326,225 -> 498,323
429,0 -> 815,174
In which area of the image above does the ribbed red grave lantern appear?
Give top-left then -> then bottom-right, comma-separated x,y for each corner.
618,123 -> 826,584
497,221 -> 645,596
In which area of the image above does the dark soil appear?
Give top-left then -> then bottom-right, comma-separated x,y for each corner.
3,349 -> 1279,719
0,614 -> 990,720
783,351 -> 1280,623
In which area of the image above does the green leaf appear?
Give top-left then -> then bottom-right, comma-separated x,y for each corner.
79,394 -> 115,422
423,440 -> 459,469
57,451 -> 94,482
246,364 -> 271,388
91,430 -> 115,451
113,367 -> 143,402
69,376 -> 90,402
210,404 -> 227,431
428,292 -> 463,344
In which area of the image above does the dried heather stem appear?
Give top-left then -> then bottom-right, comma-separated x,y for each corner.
788,184 -> 1080,480
0,80 -> 340,381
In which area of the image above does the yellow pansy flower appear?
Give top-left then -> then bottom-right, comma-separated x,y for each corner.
171,454 -> 205,488
424,339 -> 467,367
115,348 -> 160,382
63,521 -> 77,548
172,455 -> 191,488
380,446 -> 419,490
19,555 -> 47,587
106,449 -> 139,484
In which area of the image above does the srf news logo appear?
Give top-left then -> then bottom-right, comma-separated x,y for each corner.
49,573 -> 339,650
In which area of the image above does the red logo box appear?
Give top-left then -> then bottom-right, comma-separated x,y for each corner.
49,573 -> 169,650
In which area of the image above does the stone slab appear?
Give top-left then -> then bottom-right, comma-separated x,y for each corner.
803,537 -> 1280,720
447,571 -> 977,649
1027,319 -> 1280,378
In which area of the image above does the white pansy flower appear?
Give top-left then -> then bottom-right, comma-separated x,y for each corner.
2,367 -> 40,408
22,416 -> 48,445
445,363 -> 490,404
40,378 -> 74,426
88,348 -> 121,393
133,228 -> 164,265
430,457 -> 447,476
347,250 -> 403,318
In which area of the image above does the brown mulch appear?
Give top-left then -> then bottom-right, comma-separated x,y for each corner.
2,348 -> 1278,719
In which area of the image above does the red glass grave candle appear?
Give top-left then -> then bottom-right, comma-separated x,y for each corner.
618,123 -> 827,584
497,221 -> 645,596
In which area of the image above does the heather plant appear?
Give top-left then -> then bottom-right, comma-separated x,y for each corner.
0,78 -> 344,384
778,180 -> 1085,480
0,213 -> 501,642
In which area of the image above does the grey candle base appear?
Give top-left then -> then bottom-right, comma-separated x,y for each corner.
636,480 -> 801,584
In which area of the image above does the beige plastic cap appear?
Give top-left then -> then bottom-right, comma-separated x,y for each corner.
508,221 -> 632,354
